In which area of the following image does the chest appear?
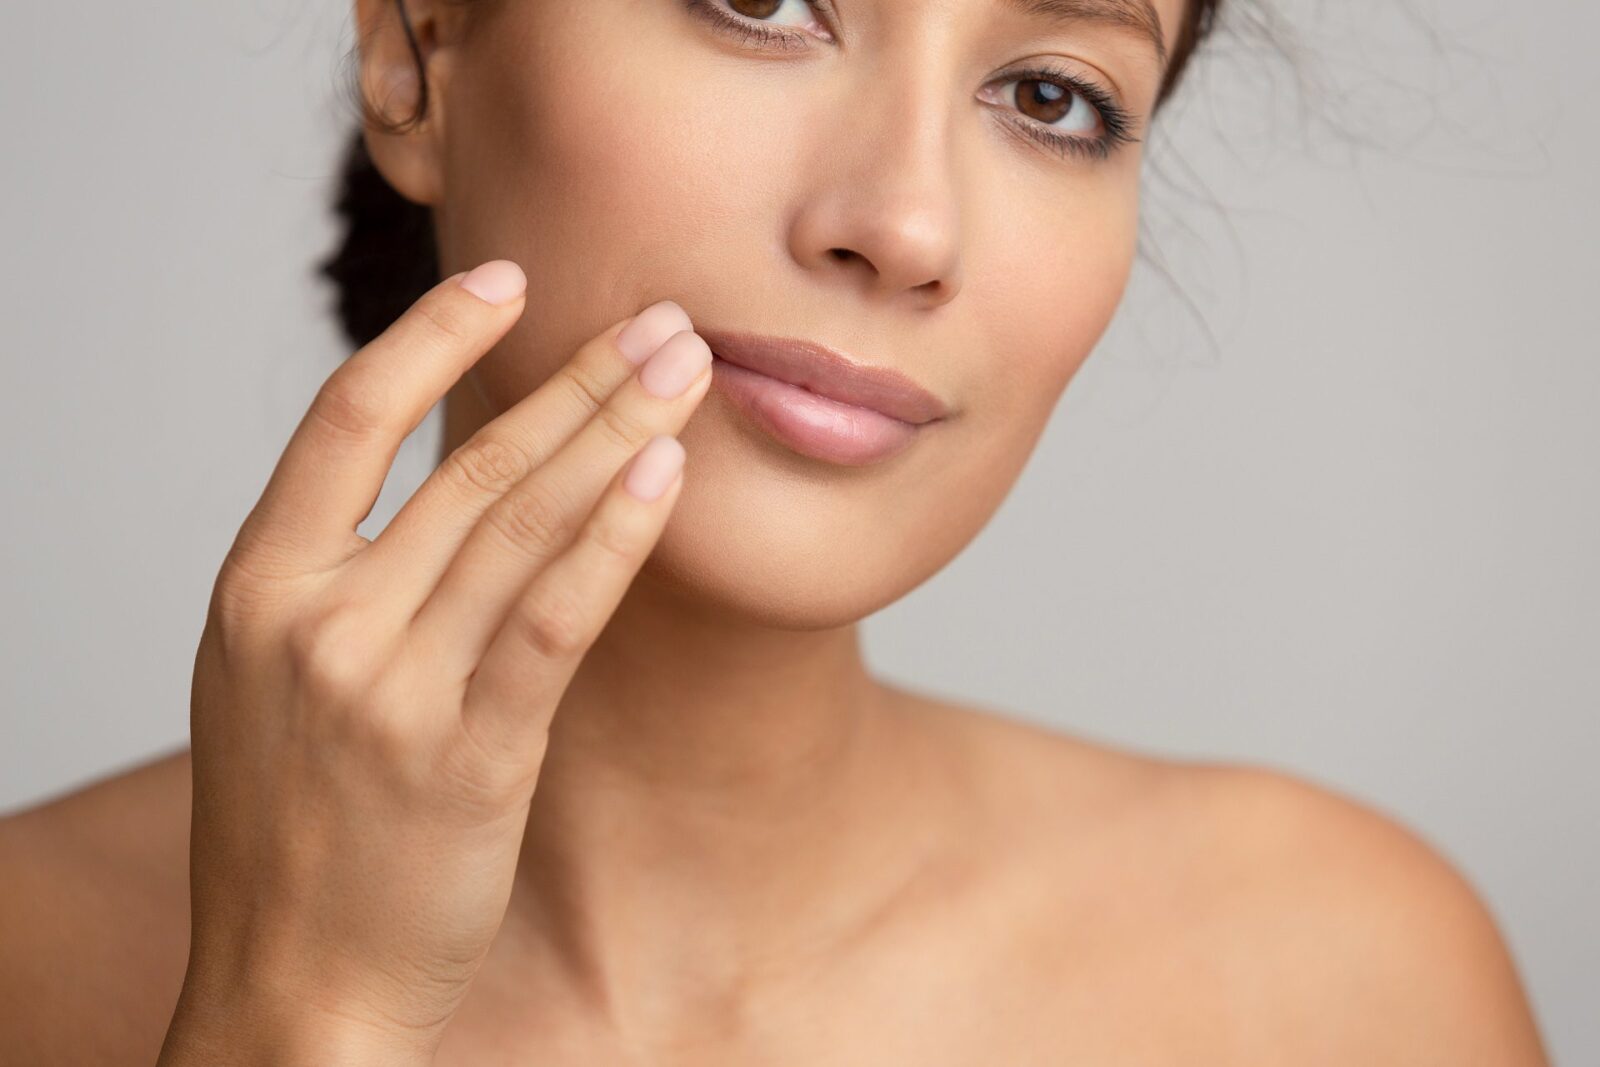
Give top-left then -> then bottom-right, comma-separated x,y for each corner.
428,931 -> 1271,1066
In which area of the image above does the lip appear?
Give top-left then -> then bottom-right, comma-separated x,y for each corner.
696,329 -> 951,426
696,328 -> 951,467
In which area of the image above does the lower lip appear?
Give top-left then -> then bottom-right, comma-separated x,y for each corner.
710,356 -> 926,466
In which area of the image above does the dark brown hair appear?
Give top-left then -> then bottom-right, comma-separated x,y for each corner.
318,0 -> 1227,349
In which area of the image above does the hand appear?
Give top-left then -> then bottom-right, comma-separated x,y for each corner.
158,261 -> 713,1065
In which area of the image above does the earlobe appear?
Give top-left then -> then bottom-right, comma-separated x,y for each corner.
353,0 -> 448,206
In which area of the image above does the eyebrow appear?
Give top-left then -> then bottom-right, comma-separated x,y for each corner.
994,0 -> 1169,71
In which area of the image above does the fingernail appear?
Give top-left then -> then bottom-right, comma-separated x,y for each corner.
639,332 -> 712,399
458,260 -> 527,305
616,300 -> 693,365
624,435 -> 686,502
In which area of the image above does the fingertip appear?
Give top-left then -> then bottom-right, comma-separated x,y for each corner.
616,299 -> 695,365
622,434 -> 687,503
458,260 -> 528,306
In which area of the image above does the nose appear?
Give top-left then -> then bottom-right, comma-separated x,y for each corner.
786,86 -> 965,309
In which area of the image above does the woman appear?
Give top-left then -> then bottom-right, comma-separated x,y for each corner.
0,0 -> 1550,1062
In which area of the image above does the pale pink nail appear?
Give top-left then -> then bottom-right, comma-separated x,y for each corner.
640,332 -> 711,399
458,260 -> 527,305
616,300 -> 694,365
624,435 -> 686,502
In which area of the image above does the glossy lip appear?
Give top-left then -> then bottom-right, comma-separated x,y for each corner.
693,328 -> 951,426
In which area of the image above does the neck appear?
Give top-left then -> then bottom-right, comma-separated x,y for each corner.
437,386 -> 943,1016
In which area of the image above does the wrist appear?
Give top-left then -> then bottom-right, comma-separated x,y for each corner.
158,964 -> 441,1067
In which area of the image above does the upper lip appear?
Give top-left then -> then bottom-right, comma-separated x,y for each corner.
697,328 -> 951,425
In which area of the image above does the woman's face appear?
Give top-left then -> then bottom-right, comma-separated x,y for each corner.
369,0 -> 1181,628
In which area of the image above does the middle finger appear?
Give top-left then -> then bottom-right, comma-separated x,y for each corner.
412,326 -> 715,672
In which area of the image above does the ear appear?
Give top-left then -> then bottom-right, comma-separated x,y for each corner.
352,0 -> 464,206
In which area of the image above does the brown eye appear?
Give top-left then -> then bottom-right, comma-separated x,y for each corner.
980,66 -> 1137,162
687,0 -> 836,45
1012,79 -> 1101,136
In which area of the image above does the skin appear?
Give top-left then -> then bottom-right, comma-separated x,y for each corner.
0,0 -> 1551,1063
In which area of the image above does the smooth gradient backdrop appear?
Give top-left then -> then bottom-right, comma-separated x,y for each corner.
3,0 -> 1595,1060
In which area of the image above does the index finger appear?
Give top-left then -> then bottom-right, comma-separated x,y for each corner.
230,260 -> 528,575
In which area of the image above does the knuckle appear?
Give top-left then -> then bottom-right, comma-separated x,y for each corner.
487,485 -> 573,557
441,435 -> 528,498
221,516 -> 305,585
346,700 -> 420,771
584,508 -> 642,568
284,602 -> 387,703
309,372 -> 392,441
592,404 -> 650,453
208,543 -> 310,650
557,358 -> 613,415
212,550 -> 267,610
510,587 -> 592,660
209,555 -> 278,637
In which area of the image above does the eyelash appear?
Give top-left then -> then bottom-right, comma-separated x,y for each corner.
681,0 -> 1140,163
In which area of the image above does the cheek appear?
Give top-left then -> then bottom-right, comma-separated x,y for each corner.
440,5 -> 743,334
892,192 -> 1138,601
944,183 -> 1138,501
972,186 -> 1140,423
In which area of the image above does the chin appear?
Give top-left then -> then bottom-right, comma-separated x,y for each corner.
637,521 -> 913,634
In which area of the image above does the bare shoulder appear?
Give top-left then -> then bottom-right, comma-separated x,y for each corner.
904,693 -> 1550,1064
1164,758 -> 1549,1063
0,749 -> 194,1065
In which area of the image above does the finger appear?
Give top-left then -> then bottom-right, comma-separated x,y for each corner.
352,298 -> 694,603
412,329 -> 713,677
459,434 -> 687,765
232,261 -> 528,575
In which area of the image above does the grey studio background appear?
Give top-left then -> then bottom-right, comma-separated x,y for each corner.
3,0 -> 1595,1061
